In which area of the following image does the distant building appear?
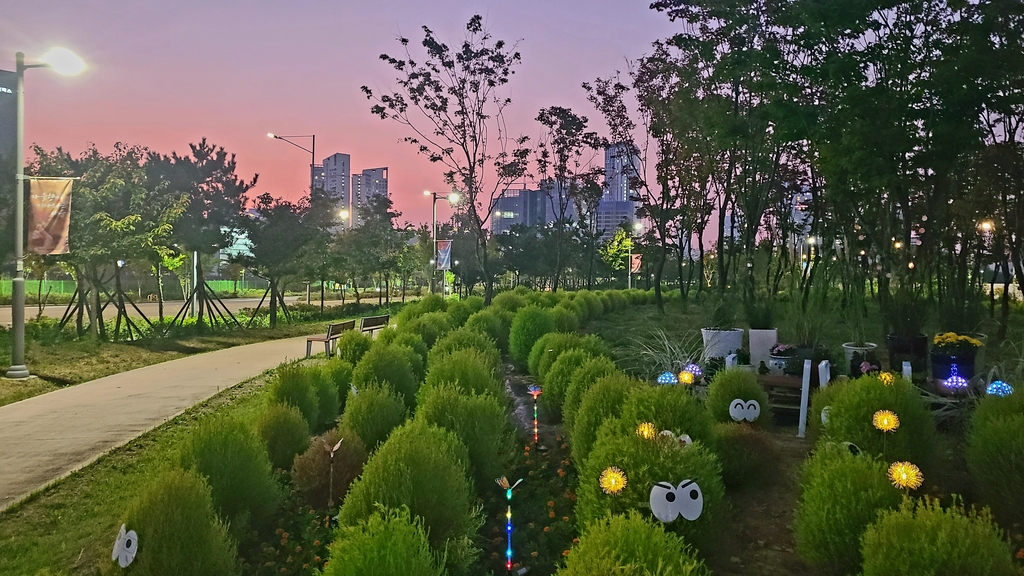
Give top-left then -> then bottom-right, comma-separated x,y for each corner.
490,186 -> 551,235
352,167 -> 389,227
322,153 -> 351,214
311,165 -> 325,192
594,200 -> 637,242
604,143 -> 639,203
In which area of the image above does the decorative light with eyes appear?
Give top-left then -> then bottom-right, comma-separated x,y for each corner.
728,399 -> 761,422
112,524 -> 138,568
649,480 -> 704,523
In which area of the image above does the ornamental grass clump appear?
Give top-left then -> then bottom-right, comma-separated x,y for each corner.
322,506 -> 444,576
967,411 -> 1024,527
423,347 -> 504,399
339,383 -> 407,451
428,328 -> 502,375
563,356 -> 620,431
705,368 -> 773,427
400,311 -> 452,348
576,418 -> 725,552
268,363 -> 320,428
335,330 -> 373,365
121,469 -> 237,576
621,384 -> 714,447
464,309 -> 511,353
291,423 -> 367,509
257,403 -> 310,471
571,372 -> 644,468
861,498 -> 1017,576
542,349 -> 595,416
509,306 -> 555,368
556,511 -> 710,576
352,344 -> 418,408
793,443 -> 901,574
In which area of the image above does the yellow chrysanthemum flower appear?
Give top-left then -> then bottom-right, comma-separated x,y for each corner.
878,372 -> 895,386
873,410 -> 900,433
599,467 -> 627,495
888,461 -> 923,490
636,422 -> 657,440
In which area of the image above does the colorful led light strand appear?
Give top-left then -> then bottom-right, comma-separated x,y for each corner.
528,385 -> 542,444
495,476 -> 523,571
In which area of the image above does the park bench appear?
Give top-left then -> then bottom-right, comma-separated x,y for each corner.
359,314 -> 390,336
306,320 -> 356,358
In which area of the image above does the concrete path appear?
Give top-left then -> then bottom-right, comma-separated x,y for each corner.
0,333 -> 316,512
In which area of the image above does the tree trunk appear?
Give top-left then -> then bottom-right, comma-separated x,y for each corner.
156,263 -> 165,323
269,278 -> 278,329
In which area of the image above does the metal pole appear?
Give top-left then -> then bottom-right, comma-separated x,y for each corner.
6,52 -> 29,378
310,134 -> 315,193
431,194 -> 437,294
191,251 -> 198,317
627,250 -> 632,290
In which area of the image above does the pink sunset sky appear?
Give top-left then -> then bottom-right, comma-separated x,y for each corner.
1,1 -> 677,226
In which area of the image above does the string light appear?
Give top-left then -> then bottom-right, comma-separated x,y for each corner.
943,365 -> 968,390
986,381 -> 1013,397
528,385 -> 542,444
600,467 -> 628,495
496,476 -> 523,572
657,371 -> 678,385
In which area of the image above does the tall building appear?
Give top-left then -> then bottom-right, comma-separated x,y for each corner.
594,201 -> 638,241
322,153 -> 351,212
311,165 -> 325,192
351,167 -> 389,227
490,186 -> 551,235
604,143 -> 639,203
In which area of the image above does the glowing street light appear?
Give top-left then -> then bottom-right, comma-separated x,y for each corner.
41,48 -> 86,76
425,190 -> 460,294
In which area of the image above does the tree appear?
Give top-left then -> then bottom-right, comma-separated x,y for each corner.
361,14 -> 531,303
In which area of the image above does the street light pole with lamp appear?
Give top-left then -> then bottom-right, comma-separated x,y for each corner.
6,48 -> 85,380
423,190 -> 459,294
267,133 -> 317,195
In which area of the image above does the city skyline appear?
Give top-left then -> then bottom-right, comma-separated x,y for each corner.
0,1 -> 676,227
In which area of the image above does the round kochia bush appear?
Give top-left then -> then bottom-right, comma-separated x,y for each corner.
445,296 -> 484,328
257,402 -> 310,471
491,291 -> 528,313
121,469 -> 237,576
310,367 -> 341,431
400,311 -> 452,348
966,413 -> 1024,528
807,378 -> 849,442
322,358 -> 354,413
322,506 -> 444,576
528,332 -> 578,379
712,422 -> 778,491
563,356 -> 620,432
423,347 -> 503,399
557,511 -> 710,576
340,383 -> 407,450
571,372 -> 643,467
576,417 -> 725,552
464,309 -> 511,353
861,498 -> 1017,576
351,344 -> 418,408
542,349 -> 595,416
509,306 -> 555,368
428,328 -> 502,375
705,368 -> 772,427
793,443 -> 901,574
536,333 -> 609,385
549,305 -> 580,333
291,423 -> 367,509
268,363 -> 320,428
620,384 -> 714,447
335,330 -> 373,365
971,388 -> 1024,430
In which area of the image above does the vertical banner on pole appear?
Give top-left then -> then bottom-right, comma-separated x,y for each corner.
27,178 -> 74,255
0,70 -> 16,246
630,253 -> 643,273
436,240 -> 452,270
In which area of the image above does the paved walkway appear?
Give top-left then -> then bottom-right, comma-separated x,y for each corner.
0,334 -> 316,512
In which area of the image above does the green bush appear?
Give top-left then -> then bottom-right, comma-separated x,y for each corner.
598,293 -> 613,313
352,344 -> 418,408
607,290 -> 629,311
540,335 -> 608,384
392,332 -> 429,369
178,416 -> 282,534
322,506 -> 444,576
445,296 -> 484,328
401,311 -> 452,348
549,305 -> 580,333
491,291 -> 528,313
509,306 -> 555,368
793,444 -> 901,573
336,330 -> 373,365
712,422 -> 778,491
291,424 -> 367,509
429,328 -> 502,375
971,389 -> 1024,431
338,421 -> 479,574
807,379 -> 850,442
268,364 -> 320,428
322,358 -> 354,413
559,298 -> 588,324
557,511 -> 710,576
390,343 -> 426,384
120,469 -> 236,575
576,418 -> 725,551
340,383 -> 407,450
966,413 -> 1024,527
541,350 -> 594,416
563,357 -> 620,432
464,309 -> 510,353
705,368 -> 773,427
311,368 -> 341,431
423,347 -> 504,399
396,293 -> 447,326
861,498 -> 1017,576
415,383 -> 512,485
621,384 -> 714,446
819,374 -> 936,466
528,332 -> 579,379
257,403 -> 310,471
577,291 -> 604,319
571,373 -> 644,468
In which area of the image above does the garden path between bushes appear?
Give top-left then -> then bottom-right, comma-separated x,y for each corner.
0,333 -> 317,513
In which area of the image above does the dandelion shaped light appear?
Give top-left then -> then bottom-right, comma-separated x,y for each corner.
678,371 -> 695,385
872,410 -> 900,433
636,422 -> 657,440
986,381 -> 1013,397
943,365 -> 968,390
599,467 -> 627,495
878,372 -> 895,386
657,371 -> 679,385
683,363 -> 702,378
887,461 -> 923,490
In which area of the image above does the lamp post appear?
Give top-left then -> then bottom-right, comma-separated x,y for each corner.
267,133 -> 316,194
6,48 -> 84,380
423,190 -> 459,294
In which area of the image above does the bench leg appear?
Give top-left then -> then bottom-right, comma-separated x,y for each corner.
306,341 -> 312,358
325,341 -> 331,357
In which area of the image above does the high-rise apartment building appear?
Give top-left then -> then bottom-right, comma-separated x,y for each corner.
311,165 -> 326,192
322,153 -> 351,209
491,186 -> 550,235
604,142 -> 639,203
351,167 -> 389,227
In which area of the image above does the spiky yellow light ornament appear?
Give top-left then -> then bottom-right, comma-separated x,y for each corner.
599,467 -> 627,495
872,410 -> 900,433
879,372 -> 895,386
636,422 -> 657,440
887,461 -> 923,490
678,371 -> 695,385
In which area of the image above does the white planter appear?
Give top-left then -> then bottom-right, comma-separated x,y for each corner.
749,328 -> 778,372
701,328 -> 744,360
842,342 -> 878,374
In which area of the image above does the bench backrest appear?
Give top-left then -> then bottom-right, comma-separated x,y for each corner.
327,320 -> 357,338
360,315 -> 390,331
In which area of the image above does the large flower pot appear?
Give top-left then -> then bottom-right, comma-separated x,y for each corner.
886,333 -> 928,376
843,342 -> 879,376
701,328 -> 744,360
749,328 -> 778,373
768,354 -> 790,376
930,351 -> 977,382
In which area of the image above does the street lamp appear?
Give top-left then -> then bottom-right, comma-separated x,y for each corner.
267,132 -> 317,195
424,190 -> 460,293
6,48 -> 85,380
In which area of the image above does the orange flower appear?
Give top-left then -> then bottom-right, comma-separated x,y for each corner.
558,468 -> 566,477
572,537 -> 580,544
549,511 -> 556,518
547,501 -> 555,508
313,540 -> 320,547
563,516 -> 570,522
561,443 -> 569,450
1016,548 -> 1024,560
491,552 -> 500,560
531,551 -> 539,558
314,556 -> 321,563
556,435 -> 562,442
544,526 -> 550,532
562,550 -> 570,557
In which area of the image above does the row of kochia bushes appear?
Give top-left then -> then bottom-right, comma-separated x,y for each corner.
793,372 -> 1024,575
107,286 -> 659,575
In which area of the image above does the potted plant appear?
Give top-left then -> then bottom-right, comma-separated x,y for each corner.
930,332 -> 983,382
745,297 -> 777,371
841,300 -> 877,375
769,343 -> 797,375
701,295 -> 743,359
884,286 -> 930,375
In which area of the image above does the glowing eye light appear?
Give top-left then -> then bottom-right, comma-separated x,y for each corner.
636,422 -> 657,440
887,461 -> 923,490
986,381 -> 1013,397
872,410 -> 900,433
599,467 -> 627,495
683,363 -> 702,377
657,371 -> 678,385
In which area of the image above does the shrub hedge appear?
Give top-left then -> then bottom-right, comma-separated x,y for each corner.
428,328 -> 502,375
310,368 -> 341,432
423,347 -> 504,399
351,344 -> 418,408
571,372 -> 643,467
620,384 -> 714,447
549,305 -> 580,333
712,422 -> 779,491
509,306 -> 555,368
322,358 -> 354,413
966,413 -> 1024,528
541,349 -> 595,416
335,330 -> 373,365
491,291 -> 528,314
464,309 -> 510,353
340,383 -> 407,450
291,423 -> 367,509
528,332 -> 579,379
563,356 -> 620,432
705,368 -> 773,427
322,506 -> 444,576
401,311 -> 453,348
267,364 -> 320,429
257,402 -> 310,471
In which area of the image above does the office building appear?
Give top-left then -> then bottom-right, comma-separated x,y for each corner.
352,167 -> 389,227
311,165 -> 325,192
604,142 -> 639,203
594,200 -> 638,241
491,186 -> 551,235
322,153 -> 351,210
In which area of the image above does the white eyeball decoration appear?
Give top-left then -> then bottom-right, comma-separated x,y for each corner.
649,480 -> 704,523
821,406 -> 831,425
112,524 -> 138,568
657,430 -> 693,448
728,399 -> 761,422
842,441 -> 861,456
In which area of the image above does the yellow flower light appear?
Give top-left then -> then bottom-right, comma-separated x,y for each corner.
873,410 -> 900,433
678,371 -> 695,385
636,422 -> 657,440
887,461 -> 923,490
599,467 -> 627,495
879,372 -> 895,386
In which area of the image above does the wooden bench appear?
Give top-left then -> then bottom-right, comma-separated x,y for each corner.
359,314 -> 390,335
306,320 -> 356,357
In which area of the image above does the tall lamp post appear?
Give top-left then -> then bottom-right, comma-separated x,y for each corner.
6,48 -> 85,380
267,133 -> 317,194
423,190 -> 459,294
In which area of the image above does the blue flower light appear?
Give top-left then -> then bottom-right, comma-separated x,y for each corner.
657,371 -> 679,385
986,381 -> 1013,397
683,363 -> 703,377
